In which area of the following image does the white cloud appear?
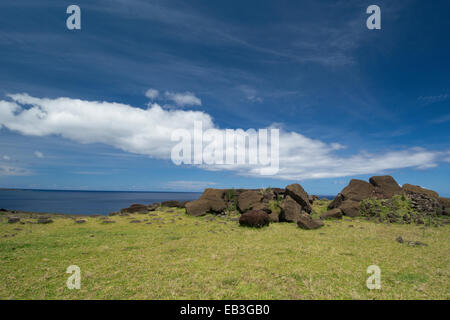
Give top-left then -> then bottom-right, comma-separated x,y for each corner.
0,164 -> 30,176
238,85 -> 263,103
145,88 -> 159,100
0,93 -> 448,180
34,151 -> 44,158
2,155 -> 10,161
164,91 -> 202,107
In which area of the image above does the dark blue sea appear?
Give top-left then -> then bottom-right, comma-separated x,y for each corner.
0,189 -> 202,215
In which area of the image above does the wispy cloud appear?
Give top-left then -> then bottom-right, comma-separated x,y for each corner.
430,114 -> 450,124
419,94 -> 449,106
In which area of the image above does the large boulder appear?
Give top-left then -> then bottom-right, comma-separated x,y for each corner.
297,213 -> 324,230
121,204 -> 150,214
185,188 -> 227,216
369,175 -> 402,198
328,193 -> 345,209
238,190 -> 263,212
185,198 -> 226,217
402,184 -> 439,199
161,200 -> 181,207
239,210 -> 270,228
340,179 -> 376,202
200,188 -> 226,201
37,217 -> 53,224
285,184 -> 312,213
321,208 -> 343,219
339,200 -> 361,217
328,179 -> 375,210
279,196 -> 302,222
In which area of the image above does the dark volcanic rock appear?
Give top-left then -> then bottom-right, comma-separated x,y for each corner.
328,193 -> 345,210
402,184 -> 439,199
239,210 -> 270,228
321,208 -> 343,219
121,204 -> 150,214
369,175 -> 402,198
75,219 -> 87,224
405,191 -> 441,215
237,190 -> 263,212
340,179 -> 376,202
297,213 -> 324,230
339,200 -> 361,217
8,217 -> 20,224
37,218 -> 53,224
161,200 -> 180,207
185,199 -> 225,216
279,196 -> 302,222
285,184 -> 312,213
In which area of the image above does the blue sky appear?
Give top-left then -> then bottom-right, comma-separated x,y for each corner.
0,0 -> 449,195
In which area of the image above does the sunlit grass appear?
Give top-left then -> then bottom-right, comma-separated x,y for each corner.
0,205 -> 448,300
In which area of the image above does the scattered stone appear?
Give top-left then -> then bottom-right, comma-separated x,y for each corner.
102,220 -> 115,224
120,204 -> 149,214
130,220 -> 141,223
75,219 -> 87,224
408,241 -> 428,247
297,213 -> 324,230
239,210 -> 270,228
8,217 -> 20,224
37,218 -> 53,224
161,200 -> 180,207
396,236 -> 404,243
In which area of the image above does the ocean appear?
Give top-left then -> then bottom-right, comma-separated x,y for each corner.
0,189 -> 202,215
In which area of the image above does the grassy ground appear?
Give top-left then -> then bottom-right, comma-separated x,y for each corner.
0,203 -> 449,300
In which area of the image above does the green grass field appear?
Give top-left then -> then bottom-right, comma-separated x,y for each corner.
0,202 -> 449,300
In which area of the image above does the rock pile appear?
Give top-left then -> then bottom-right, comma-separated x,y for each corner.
325,175 -> 448,223
185,184 -> 323,229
